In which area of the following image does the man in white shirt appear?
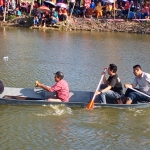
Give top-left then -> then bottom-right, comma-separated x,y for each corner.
124,65 -> 150,104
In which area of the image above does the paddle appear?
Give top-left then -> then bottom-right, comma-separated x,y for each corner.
86,69 -> 107,110
35,81 -> 39,87
128,87 -> 150,99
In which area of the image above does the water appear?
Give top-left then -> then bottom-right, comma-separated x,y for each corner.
0,26 -> 150,149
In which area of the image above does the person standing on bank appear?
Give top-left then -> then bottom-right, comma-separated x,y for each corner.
123,65 -> 150,104
95,64 -> 123,104
35,71 -> 69,102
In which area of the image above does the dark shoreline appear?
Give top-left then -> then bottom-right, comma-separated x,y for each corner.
1,16 -> 150,34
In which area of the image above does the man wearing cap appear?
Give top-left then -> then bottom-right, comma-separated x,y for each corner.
36,71 -> 69,102
96,64 -> 123,104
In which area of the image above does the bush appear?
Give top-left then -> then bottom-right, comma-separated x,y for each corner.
7,15 -> 16,21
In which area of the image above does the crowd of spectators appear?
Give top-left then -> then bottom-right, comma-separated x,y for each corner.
33,7 -> 68,27
82,0 -> 150,19
0,0 -> 150,27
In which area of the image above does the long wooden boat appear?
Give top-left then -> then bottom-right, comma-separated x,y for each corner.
0,87 -> 150,108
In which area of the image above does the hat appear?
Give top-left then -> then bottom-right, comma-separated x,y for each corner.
54,71 -> 64,79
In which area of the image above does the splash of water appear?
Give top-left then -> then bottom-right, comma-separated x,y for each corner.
35,104 -> 72,116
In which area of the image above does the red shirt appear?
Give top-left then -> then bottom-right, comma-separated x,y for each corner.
49,79 -> 69,102
124,2 -> 129,10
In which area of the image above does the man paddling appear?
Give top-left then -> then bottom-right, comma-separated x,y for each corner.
123,65 -> 150,104
35,71 -> 69,102
95,64 -> 123,104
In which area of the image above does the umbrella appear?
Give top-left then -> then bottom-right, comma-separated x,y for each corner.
44,1 -> 56,8
56,3 -> 68,8
37,6 -> 50,12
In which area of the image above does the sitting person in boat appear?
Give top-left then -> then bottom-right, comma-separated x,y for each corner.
0,80 -> 4,94
123,65 -> 150,104
95,64 -> 123,104
35,71 -> 69,102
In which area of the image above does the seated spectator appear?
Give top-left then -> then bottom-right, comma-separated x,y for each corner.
33,15 -> 39,26
16,7 -> 22,16
50,10 -> 59,25
130,1 -> 135,12
0,5 -> 4,16
69,0 -> 75,14
73,2 -> 81,17
32,1 -> 39,15
80,5 -> 86,18
128,11 -> 135,19
122,1 -> 130,18
102,4 -> 107,18
37,11 -> 42,23
51,16 -> 58,25
59,8 -> 68,21
41,12 -> 50,27
86,1 -> 96,18
90,1 -> 95,9
41,13 -> 46,27
116,3 -> 124,18
135,3 -> 142,19
95,2 -> 103,19
127,1 -> 135,19
106,3 -> 112,18
86,8 -> 95,18
142,4 -> 149,19
45,11 -> 50,25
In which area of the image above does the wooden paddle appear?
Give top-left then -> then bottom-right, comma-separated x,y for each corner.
86,69 -> 107,110
128,87 -> 150,99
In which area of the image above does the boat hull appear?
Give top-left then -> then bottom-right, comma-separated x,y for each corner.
0,87 -> 149,108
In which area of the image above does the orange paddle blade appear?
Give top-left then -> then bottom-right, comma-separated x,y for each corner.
86,100 -> 94,110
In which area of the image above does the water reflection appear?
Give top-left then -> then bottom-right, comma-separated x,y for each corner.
0,27 -> 150,149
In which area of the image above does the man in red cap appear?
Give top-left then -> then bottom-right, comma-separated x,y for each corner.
36,71 -> 69,102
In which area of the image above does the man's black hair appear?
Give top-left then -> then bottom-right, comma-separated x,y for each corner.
109,64 -> 117,73
133,64 -> 142,70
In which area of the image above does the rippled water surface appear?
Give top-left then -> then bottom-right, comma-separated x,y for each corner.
0,27 -> 150,149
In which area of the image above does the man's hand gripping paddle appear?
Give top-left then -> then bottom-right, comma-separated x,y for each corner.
86,68 -> 107,110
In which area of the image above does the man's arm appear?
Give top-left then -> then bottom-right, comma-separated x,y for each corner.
124,84 -> 134,89
35,81 -> 51,92
103,73 -> 109,85
95,85 -> 112,95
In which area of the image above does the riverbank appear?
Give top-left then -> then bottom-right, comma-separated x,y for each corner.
1,16 -> 150,34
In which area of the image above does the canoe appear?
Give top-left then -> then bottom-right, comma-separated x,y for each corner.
0,87 -> 150,108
